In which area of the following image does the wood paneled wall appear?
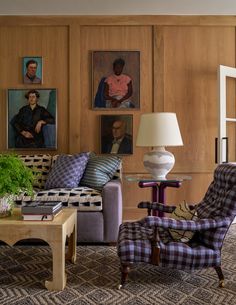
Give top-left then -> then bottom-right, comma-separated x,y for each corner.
0,16 -> 236,220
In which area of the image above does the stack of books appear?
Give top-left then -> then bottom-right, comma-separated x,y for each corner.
21,201 -> 63,221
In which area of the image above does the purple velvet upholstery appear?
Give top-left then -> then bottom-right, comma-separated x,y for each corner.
78,179 -> 122,243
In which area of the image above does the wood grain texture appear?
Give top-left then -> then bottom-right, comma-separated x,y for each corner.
159,26 -> 235,173
79,25 -> 153,172
1,16 -> 236,26
0,17 -> 236,224
0,208 -> 77,291
0,26 -> 69,153
68,24 -> 81,153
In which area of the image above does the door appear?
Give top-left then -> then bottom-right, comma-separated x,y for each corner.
217,65 -> 236,164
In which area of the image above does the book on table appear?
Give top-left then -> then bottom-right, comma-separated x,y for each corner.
22,209 -> 63,221
21,201 -> 62,215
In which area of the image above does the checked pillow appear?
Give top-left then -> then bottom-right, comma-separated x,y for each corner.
45,153 -> 89,189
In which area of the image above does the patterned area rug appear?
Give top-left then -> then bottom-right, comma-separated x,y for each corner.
0,225 -> 236,305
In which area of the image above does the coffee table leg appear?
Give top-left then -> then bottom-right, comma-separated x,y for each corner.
45,236 -> 66,291
66,224 -> 77,264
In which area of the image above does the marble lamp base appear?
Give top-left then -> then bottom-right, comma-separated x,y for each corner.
143,147 -> 175,179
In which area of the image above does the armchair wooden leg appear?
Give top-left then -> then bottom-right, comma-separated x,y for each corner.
118,264 -> 131,289
214,266 -> 225,288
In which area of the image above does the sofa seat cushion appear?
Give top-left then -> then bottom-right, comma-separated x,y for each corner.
33,187 -> 102,211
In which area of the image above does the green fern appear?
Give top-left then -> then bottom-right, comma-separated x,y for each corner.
0,154 -> 34,197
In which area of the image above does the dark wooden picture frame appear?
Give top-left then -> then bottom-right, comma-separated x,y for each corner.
92,50 -> 140,109
7,88 -> 57,149
100,114 -> 133,155
22,56 -> 43,84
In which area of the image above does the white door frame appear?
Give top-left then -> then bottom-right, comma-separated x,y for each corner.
218,65 -> 236,224
217,65 -> 236,164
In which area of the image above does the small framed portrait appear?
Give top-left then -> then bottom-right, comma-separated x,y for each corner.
7,88 -> 57,150
22,56 -> 43,84
92,50 -> 140,109
100,114 -> 133,155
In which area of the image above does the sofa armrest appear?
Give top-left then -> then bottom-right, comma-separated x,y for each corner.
102,179 -> 122,242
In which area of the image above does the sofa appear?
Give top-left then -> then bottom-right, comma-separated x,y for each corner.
15,153 -> 123,243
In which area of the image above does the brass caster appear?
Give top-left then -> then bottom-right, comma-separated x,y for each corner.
219,280 -> 225,288
118,284 -> 123,290
71,255 -> 76,264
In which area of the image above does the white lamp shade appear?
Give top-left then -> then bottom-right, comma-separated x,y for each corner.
136,112 -> 183,147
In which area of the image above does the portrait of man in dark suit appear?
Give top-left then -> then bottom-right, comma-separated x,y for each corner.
101,115 -> 133,155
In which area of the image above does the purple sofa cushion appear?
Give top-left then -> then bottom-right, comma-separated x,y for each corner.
45,152 -> 89,189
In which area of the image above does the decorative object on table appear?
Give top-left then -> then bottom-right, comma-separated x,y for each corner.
21,200 -> 63,221
92,50 -> 140,109
136,112 -> 183,179
21,200 -> 62,214
100,114 -> 133,155
7,88 -> 57,149
15,152 -> 122,243
22,56 -> 43,84
0,154 -> 34,217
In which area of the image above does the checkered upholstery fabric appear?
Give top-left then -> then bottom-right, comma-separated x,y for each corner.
16,153 -> 122,212
52,153 -> 122,180
117,221 -> 221,270
118,163 -> 236,271
15,187 -> 102,211
45,153 -> 89,189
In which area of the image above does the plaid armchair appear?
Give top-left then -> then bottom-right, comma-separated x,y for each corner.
117,163 -> 236,288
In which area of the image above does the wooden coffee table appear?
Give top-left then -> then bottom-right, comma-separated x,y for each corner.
0,208 -> 77,291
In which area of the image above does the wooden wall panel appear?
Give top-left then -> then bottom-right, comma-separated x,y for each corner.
158,26 -> 235,173
0,26 -> 69,153
79,26 -> 153,172
0,17 -> 236,222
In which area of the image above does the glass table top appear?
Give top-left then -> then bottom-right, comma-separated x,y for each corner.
125,174 -> 192,183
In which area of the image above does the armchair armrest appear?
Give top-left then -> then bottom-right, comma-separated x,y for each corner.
138,201 -> 176,213
102,179 -> 122,242
138,201 -> 197,213
140,216 -> 232,231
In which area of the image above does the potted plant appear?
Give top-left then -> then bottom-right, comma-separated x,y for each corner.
0,154 -> 34,217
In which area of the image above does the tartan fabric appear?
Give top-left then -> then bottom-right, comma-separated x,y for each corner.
196,163 -> 236,248
118,163 -> 236,271
138,201 -> 176,213
117,222 -> 153,263
45,153 -> 89,189
117,221 -> 220,269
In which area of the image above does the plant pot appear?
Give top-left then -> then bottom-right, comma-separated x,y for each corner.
0,196 -> 13,218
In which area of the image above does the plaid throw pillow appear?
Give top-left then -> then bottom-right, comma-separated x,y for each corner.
80,153 -> 121,191
169,201 -> 198,243
44,153 -> 89,189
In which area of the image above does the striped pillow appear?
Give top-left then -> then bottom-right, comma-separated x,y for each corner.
169,201 -> 198,243
80,154 -> 121,191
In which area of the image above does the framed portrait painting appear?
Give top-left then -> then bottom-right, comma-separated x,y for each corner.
100,114 -> 133,155
22,56 -> 43,84
7,88 -> 57,150
92,50 -> 140,109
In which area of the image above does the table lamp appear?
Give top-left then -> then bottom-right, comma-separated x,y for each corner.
136,112 -> 183,179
